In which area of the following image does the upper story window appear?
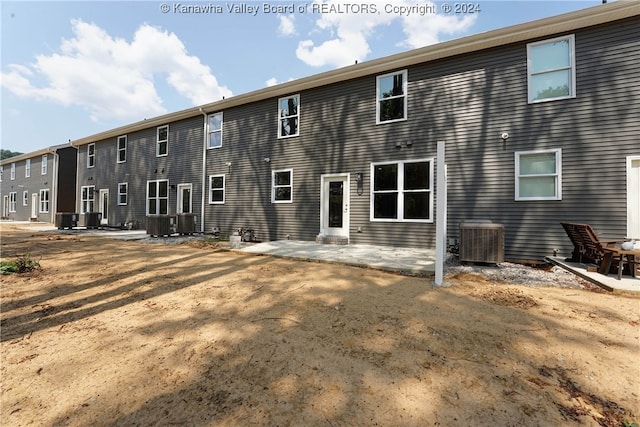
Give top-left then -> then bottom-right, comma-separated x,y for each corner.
515,149 -> 562,200
25,159 -> 31,177
209,175 -> 225,204
527,35 -> 575,103
157,125 -> 168,157
41,155 -> 48,175
87,143 -> 95,168
208,113 -> 223,149
370,159 -> 433,222
10,163 -> 15,180
272,169 -> 293,203
278,95 -> 299,138
117,136 -> 127,163
377,70 -> 407,124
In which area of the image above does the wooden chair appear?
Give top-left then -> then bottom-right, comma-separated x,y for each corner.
560,222 -> 624,275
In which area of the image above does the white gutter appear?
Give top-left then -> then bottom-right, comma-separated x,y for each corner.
199,108 -> 207,234
51,149 -> 59,223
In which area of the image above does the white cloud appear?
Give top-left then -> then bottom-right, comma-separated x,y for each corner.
0,19 -> 232,122
296,0 -> 477,68
278,14 -> 297,36
266,77 -> 279,87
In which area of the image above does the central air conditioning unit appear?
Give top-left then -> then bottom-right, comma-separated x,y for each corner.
146,215 -> 176,237
459,220 -> 504,264
177,213 -> 197,235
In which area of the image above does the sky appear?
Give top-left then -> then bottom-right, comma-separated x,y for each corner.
1,0 -> 607,154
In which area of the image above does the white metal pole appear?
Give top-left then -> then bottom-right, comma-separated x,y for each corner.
435,140 -> 446,286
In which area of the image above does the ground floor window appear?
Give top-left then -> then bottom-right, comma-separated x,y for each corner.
9,192 -> 16,212
147,180 -> 169,214
209,175 -> 225,204
23,191 -> 29,206
370,159 -> 433,222
118,183 -> 128,205
81,185 -> 95,213
515,149 -> 562,200
272,169 -> 293,203
39,189 -> 50,213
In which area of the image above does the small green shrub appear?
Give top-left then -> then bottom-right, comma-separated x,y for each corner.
0,252 -> 40,274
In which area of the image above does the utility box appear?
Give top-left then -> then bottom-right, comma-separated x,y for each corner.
80,212 -> 102,229
459,221 -> 504,264
146,215 -> 176,237
176,213 -> 197,235
55,213 -> 78,229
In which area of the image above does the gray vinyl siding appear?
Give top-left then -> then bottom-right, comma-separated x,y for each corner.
445,18 -> 640,262
203,16 -> 638,262
0,154 -> 55,222
76,116 -> 204,228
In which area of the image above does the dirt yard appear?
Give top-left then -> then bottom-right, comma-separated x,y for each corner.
1,223 -> 639,426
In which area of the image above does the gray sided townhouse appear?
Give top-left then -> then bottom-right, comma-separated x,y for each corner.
71,2 -> 639,262
0,145 -> 77,222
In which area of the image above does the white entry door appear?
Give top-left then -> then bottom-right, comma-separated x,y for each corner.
628,156 -> 640,238
177,183 -> 192,214
31,193 -> 38,219
3,195 -> 8,218
99,189 -> 109,225
320,174 -> 350,238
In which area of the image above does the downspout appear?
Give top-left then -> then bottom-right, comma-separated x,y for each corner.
199,108 -> 207,234
51,148 -> 59,223
69,141 -> 80,214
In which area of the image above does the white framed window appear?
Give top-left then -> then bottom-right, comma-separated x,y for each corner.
39,189 -> 49,213
25,159 -> 31,177
208,113 -> 223,149
157,125 -> 168,157
370,159 -> 433,222
527,35 -> 575,103
9,192 -> 17,212
515,149 -> 562,201
208,175 -> 225,204
87,143 -> 95,168
147,179 -> 169,214
81,185 -> 95,213
272,169 -> 293,203
117,136 -> 127,163
41,155 -> 48,175
278,95 -> 299,138
23,191 -> 28,206
376,70 -> 407,124
0,166 -> 3,182
10,163 -> 15,180
118,182 -> 128,205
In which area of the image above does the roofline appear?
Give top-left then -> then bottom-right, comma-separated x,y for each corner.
70,1 -> 638,147
0,146 -> 60,166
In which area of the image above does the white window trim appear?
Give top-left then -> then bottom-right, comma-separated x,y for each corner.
208,174 -> 225,204
41,155 -> 48,175
39,189 -> 50,213
156,125 -> 169,157
376,69 -> 408,124
10,163 -> 15,180
146,179 -> 169,215
272,169 -> 293,203
207,112 -> 223,149
118,182 -> 128,205
87,143 -> 96,168
370,158 -> 434,223
81,185 -> 95,213
23,190 -> 29,206
25,159 -> 31,178
277,94 -> 300,139
527,34 -> 576,104
117,136 -> 127,163
9,192 -> 17,212
515,148 -> 562,201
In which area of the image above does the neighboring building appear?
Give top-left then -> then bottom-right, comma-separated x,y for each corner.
68,1 -> 638,262
0,144 -> 77,222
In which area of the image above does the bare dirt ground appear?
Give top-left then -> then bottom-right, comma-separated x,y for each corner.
1,223 -> 639,427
